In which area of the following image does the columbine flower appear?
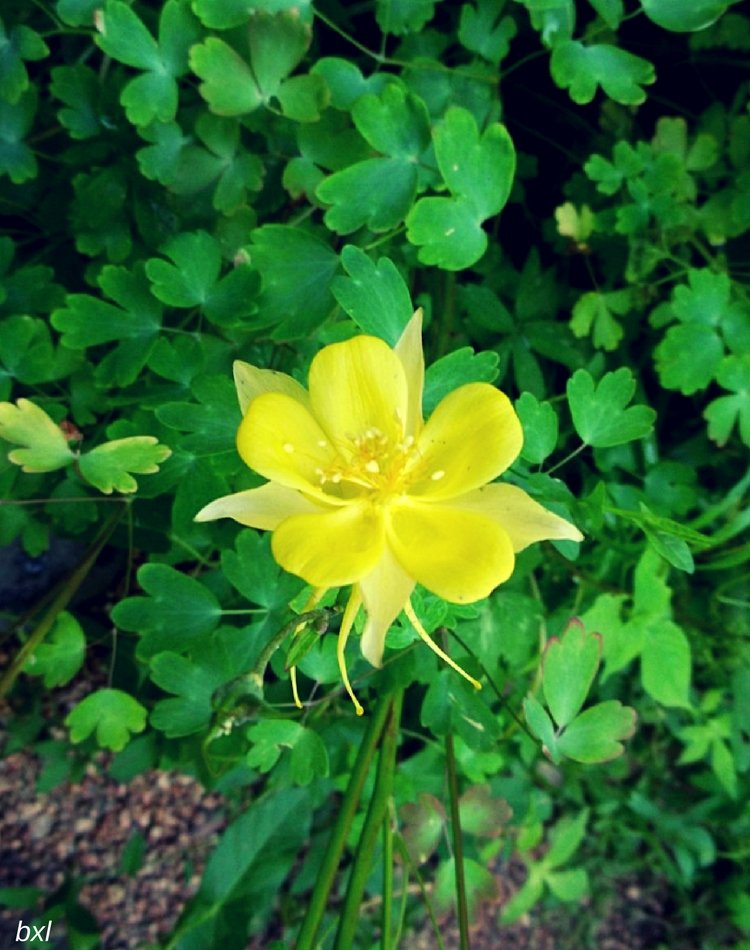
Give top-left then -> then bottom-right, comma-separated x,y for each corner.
196,310 -> 582,714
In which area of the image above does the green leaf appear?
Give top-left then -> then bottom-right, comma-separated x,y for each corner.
641,0 -> 730,32
0,17 -> 49,105
95,1 -> 200,126
523,694 -> 559,761
654,323 -> 724,395
145,230 -> 258,326
51,264 -> 162,386
544,808 -> 588,868
546,867 -> 589,901
189,37 -> 263,115
249,225 -> 339,338
543,619 -> 601,728
174,787 -> 310,947
376,0 -> 439,34
459,0 -> 517,64
78,437 -> 171,494
331,246 -> 413,345
400,794 -> 445,864
149,647 -> 230,737
570,290 -> 631,351
0,399 -> 75,473
587,0 -> 624,28
222,531 -> 302,610
318,157 -> 419,234
57,0 -> 100,26
276,73 -> 329,122
317,85 -> 430,233
557,700 -> 637,763
407,107 -> 515,269
567,367 -> 656,447
0,88 -> 37,184
50,65 -> 103,139
250,10 -> 312,99
246,719 -> 329,785
704,354 -> 750,446
192,0 -> 313,29
24,612 -> 86,688
112,563 -> 221,657
435,856 -> 498,919
459,784 -> 512,838
65,688 -> 147,751
641,620 -> 692,709
516,392 -> 559,464
550,41 -> 655,105
423,348 -> 500,415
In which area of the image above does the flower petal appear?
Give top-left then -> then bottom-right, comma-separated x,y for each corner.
394,308 -> 425,438
308,334 -> 409,444
233,360 -> 310,414
358,548 -> 415,668
409,383 -> 523,500
272,503 -> 386,587
238,392 -> 340,500
386,501 -> 514,603
452,483 -> 583,551
194,483 -> 323,529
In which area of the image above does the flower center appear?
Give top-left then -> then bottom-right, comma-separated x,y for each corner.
315,426 -> 425,502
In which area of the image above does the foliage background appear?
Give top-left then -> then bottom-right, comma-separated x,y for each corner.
1,0 -> 749,946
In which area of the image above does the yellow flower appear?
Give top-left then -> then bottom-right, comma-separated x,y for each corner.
196,310 -> 582,714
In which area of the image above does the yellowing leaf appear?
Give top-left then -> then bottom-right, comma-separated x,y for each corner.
0,398 -> 75,472
78,436 -> 171,493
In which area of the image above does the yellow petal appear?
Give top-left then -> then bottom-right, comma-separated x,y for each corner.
386,501 -> 514,603
394,308 -> 425,438
272,502 -> 385,587
194,482 -> 323,529
233,361 -> 310,414
452,483 -> 583,551
409,383 -> 523,500
358,547 -> 415,668
238,392 -> 340,501
308,335 -> 409,445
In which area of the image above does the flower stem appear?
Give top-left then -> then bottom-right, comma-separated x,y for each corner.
295,692 -> 394,950
382,800 -> 394,950
442,632 -> 471,950
445,725 -> 471,950
333,689 -> 404,950
0,506 -> 125,699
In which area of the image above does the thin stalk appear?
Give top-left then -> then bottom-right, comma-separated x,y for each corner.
393,834 -> 446,950
382,801 -> 395,950
296,693 -> 394,950
0,506 -> 126,699
333,689 -> 404,950
445,727 -> 470,950
442,633 -> 470,950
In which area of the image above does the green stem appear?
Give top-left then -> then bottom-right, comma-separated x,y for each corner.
445,727 -> 470,949
445,732 -> 469,950
333,689 -> 404,950
295,692 -> 394,950
382,800 -> 394,950
393,834 -> 446,950
0,506 -> 126,699
440,634 -> 470,950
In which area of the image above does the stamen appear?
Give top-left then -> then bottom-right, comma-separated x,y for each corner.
289,587 -> 328,709
283,442 -> 294,454
431,470 -> 445,481
404,599 -> 482,691
364,459 -> 380,474
317,439 -> 328,447
337,587 -> 364,716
